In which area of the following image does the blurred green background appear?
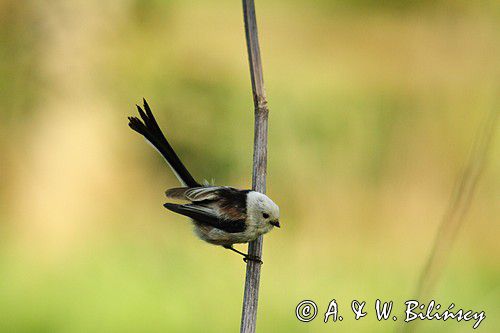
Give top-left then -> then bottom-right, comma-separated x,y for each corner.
0,0 -> 498,332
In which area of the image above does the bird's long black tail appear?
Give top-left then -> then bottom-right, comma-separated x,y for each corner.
128,99 -> 200,187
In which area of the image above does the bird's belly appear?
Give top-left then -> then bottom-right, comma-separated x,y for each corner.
193,223 -> 260,246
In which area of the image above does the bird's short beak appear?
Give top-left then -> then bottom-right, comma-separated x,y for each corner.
270,220 -> 280,228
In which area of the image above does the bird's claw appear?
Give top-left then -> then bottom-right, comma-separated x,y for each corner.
243,255 -> 263,264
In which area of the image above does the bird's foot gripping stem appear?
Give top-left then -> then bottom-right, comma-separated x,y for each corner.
243,255 -> 263,264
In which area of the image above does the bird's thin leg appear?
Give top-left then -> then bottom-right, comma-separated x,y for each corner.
223,245 -> 263,264
223,245 -> 247,257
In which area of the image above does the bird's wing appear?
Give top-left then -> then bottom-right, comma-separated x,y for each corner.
165,186 -> 225,202
166,186 -> 249,220
163,203 -> 246,233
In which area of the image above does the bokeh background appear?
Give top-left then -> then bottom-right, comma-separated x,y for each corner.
0,0 -> 498,332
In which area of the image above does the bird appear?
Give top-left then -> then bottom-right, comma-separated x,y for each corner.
128,99 -> 280,263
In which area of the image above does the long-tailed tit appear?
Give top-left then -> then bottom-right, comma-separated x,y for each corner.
128,99 -> 280,263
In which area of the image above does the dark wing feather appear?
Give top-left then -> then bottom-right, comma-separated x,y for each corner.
165,186 -> 224,202
163,203 -> 246,233
165,186 -> 249,220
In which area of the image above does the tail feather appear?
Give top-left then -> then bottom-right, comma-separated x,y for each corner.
128,99 -> 200,187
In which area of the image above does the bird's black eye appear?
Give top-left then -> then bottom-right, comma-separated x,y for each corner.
262,213 -> 269,219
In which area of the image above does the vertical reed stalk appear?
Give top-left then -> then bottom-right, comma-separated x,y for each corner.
240,1 -> 269,332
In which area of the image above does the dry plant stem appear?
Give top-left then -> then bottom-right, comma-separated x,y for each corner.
240,0 -> 269,333
416,108 -> 497,298
400,108 -> 498,333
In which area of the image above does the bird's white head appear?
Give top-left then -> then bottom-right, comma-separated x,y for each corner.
246,191 -> 280,229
